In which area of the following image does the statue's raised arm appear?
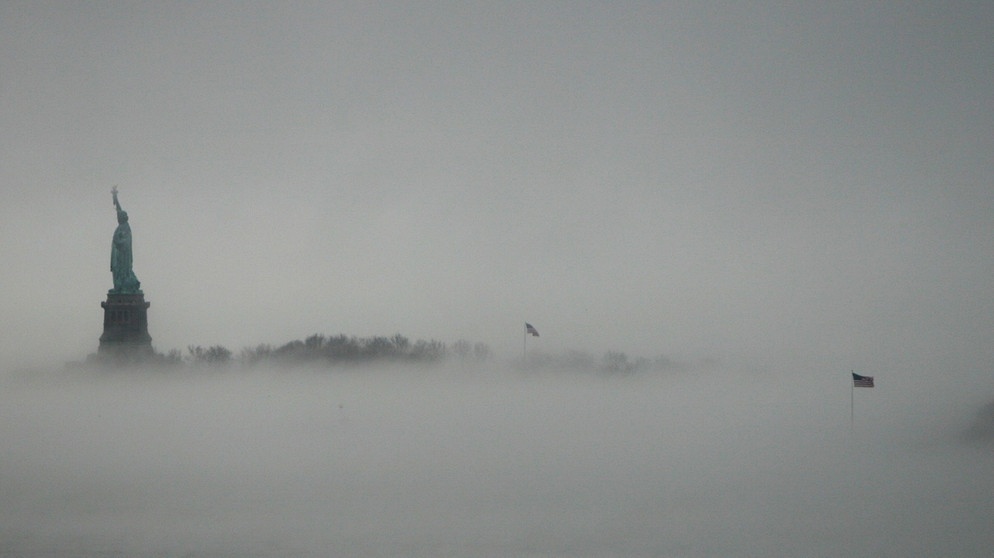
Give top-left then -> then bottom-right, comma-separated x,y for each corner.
109,187 -> 141,294
112,186 -> 124,214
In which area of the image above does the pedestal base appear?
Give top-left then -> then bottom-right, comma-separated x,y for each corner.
98,292 -> 153,360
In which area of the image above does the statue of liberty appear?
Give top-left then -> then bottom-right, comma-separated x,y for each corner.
109,186 -> 141,294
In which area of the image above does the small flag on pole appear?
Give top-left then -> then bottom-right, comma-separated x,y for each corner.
852,372 -> 874,388
525,323 -> 539,337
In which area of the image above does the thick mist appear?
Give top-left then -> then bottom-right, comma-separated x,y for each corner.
2,363 -> 991,557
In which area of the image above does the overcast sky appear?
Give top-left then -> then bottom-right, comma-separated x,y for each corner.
2,1 -> 992,375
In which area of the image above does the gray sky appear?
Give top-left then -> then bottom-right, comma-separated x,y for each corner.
2,1 -> 992,374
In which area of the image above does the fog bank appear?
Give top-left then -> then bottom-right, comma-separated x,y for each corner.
1,364 -> 991,557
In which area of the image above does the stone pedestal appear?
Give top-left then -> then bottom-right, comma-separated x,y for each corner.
98,292 -> 153,359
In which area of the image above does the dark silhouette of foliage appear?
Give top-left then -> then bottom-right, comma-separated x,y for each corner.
160,335 -> 676,376
409,339 -> 446,362
235,333 -> 453,367
239,344 -> 272,365
187,345 -> 233,366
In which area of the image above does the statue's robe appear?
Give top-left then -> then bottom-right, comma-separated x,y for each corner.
110,221 -> 141,293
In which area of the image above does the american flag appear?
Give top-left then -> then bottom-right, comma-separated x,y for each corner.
525,323 -> 539,337
852,372 -> 874,388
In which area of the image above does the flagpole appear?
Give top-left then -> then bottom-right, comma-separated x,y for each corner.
850,370 -> 854,430
523,325 -> 527,361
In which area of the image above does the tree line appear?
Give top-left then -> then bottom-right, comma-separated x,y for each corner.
180,333 -> 489,368
108,334 -> 686,375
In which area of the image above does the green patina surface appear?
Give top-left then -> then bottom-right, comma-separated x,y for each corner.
109,186 -> 141,294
